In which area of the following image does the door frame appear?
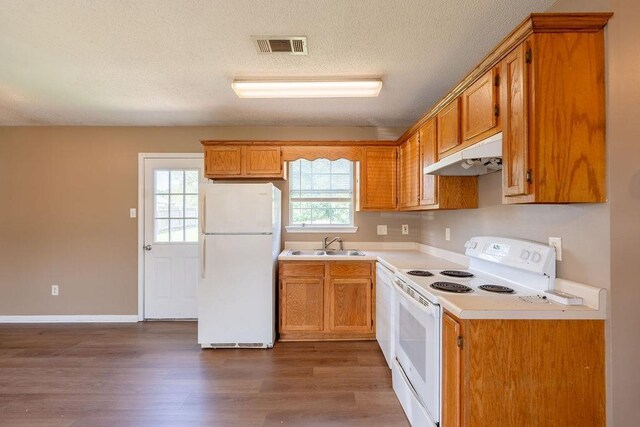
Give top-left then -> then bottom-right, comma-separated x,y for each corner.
137,152 -> 205,321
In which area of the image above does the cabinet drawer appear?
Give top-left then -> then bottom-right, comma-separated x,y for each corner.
329,262 -> 372,278
280,262 -> 325,277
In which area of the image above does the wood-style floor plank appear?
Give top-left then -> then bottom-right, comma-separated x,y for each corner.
0,322 -> 408,426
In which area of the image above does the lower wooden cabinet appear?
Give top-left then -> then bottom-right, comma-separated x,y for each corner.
279,261 -> 375,341
442,311 -> 606,426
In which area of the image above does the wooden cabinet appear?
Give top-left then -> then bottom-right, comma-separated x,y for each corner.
501,31 -> 606,204
418,119 -> 479,210
279,260 -> 375,341
442,310 -> 606,426
461,67 -> 500,144
204,145 -> 284,179
205,146 -> 243,176
398,133 -> 420,209
394,14 -> 610,205
359,146 -> 397,211
442,313 -> 462,427
436,98 -> 462,157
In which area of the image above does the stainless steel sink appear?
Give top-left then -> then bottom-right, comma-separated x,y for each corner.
287,249 -> 365,256
325,250 -> 365,256
289,250 -> 326,256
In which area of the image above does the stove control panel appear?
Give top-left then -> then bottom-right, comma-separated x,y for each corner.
465,236 -> 556,277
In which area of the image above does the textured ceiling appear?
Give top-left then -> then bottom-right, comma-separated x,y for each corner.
0,0 -> 556,126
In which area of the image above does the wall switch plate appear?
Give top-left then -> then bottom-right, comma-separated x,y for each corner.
445,227 -> 451,241
377,225 -> 388,236
549,237 -> 563,261
402,224 -> 409,235
130,208 -> 137,218
51,285 -> 59,296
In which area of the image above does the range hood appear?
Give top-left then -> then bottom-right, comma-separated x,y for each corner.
424,132 -> 503,176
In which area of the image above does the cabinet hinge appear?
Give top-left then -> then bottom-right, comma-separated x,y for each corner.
494,75 -> 500,86
494,104 -> 500,117
457,336 -> 463,349
525,48 -> 532,64
526,169 -> 533,183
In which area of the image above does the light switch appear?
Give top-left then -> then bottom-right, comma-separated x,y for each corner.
377,225 -> 388,236
130,208 -> 137,218
445,227 -> 451,241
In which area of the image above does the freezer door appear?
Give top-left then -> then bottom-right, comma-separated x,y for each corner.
198,234 -> 275,346
201,183 -> 274,234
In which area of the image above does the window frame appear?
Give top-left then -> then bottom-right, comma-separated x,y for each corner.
285,158 -> 358,234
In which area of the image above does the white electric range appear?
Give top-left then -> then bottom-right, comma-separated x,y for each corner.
391,236 -> 571,427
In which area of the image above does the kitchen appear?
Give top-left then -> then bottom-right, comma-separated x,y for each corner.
0,0 -> 638,426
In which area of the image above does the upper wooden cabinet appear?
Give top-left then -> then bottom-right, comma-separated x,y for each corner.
501,30 -> 607,204
436,98 -> 462,157
441,311 -> 605,426
399,133 -> 420,209
418,119 -> 479,210
278,260 -> 375,342
204,145 -> 284,179
461,67 -> 500,144
359,146 -> 397,211
395,13 -> 611,204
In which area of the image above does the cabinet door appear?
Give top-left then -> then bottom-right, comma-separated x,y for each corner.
419,118 -> 438,206
437,98 -> 462,156
327,278 -> 372,333
360,146 -> 397,210
442,312 -> 462,427
245,146 -> 282,176
462,68 -> 499,142
399,133 -> 419,209
280,278 -> 324,332
205,146 -> 242,177
502,42 -> 530,197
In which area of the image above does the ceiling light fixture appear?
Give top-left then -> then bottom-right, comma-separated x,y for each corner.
231,79 -> 382,98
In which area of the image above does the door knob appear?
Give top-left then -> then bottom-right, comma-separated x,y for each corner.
143,245 -> 152,251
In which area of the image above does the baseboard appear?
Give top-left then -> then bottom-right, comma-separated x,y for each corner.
0,315 -> 139,323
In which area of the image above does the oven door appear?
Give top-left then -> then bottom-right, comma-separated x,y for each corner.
393,277 -> 440,424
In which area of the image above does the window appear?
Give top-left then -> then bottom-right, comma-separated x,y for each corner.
154,170 -> 199,243
288,158 -> 357,232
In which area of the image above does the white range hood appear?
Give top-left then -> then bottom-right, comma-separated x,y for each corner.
424,132 -> 503,176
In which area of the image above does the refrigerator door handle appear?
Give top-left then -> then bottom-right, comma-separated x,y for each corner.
200,238 -> 206,279
201,192 -> 207,234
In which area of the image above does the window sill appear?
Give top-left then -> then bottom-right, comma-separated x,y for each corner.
285,225 -> 359,234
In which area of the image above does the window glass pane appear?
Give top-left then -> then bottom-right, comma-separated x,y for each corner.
185,195 -> 198,218
170,170 -> 184,193
155,219 -> 169,242
170,195 -> 184,218
185,170 -> 199,194
155,195 -> 169,218
185,219 -> 198,242
155,170 -> 169,194
288,159 -> 354,226
170,219 -> 184,242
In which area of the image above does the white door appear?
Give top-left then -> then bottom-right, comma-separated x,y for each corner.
143,156 -> 204,319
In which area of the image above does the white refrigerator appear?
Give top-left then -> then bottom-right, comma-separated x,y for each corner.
198,183 -> 281,348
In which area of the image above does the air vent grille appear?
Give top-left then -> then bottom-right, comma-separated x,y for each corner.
252,36 -> 308,55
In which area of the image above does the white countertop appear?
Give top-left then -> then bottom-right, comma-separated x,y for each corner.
278,242 -> 606,320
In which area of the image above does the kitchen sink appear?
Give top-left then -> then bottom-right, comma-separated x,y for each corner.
326,250 -> 365,256
287,249 -> 365,256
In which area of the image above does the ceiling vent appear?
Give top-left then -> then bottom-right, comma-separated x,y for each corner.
252,36 -> 308,55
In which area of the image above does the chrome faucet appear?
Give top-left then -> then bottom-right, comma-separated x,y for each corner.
323,236 -> 343,251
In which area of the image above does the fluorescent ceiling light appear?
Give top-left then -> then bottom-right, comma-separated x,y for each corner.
231,79 -> 382,98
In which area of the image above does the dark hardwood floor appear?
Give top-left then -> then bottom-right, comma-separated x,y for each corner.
0,322 -> 408,426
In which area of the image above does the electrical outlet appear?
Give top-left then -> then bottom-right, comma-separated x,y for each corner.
377,225 -> 388,236
402,224 -> 409,235
129,208 -> 137,218
51,285 -> 59,296
445,227 -> 451,241
549,237 -> 563,261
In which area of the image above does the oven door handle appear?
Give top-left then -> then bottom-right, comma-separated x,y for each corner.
393,279 -> 440,318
